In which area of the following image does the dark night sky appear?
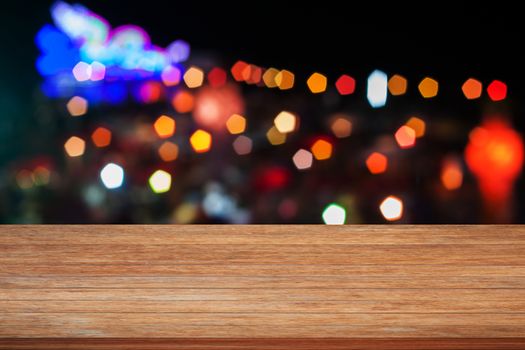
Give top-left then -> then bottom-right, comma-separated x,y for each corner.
0,1 -> 524,163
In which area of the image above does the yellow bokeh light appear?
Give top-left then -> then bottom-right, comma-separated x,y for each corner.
405,117 -> 426,138
226,114 -> 247,134
91,127 -> 111,148
154,115 -> 176,139
158,141 -> 179,162
306,72 -> 327,94
16,169 -> 33,189
311,139 -> 333,160
66,96 -> 88,117
262,67 -> 279,88
274,69 -> 294,90
149,170 -> 172,194
190,129 -> 212,153
274,111 -> 297,134
64,136 -> 85,157
379,196 -> 403,221
330,116 -> 352,138
388,74 -> 407,96
183,66 -> 204,88
266,126 -> 287,145
418,77 -> 439,98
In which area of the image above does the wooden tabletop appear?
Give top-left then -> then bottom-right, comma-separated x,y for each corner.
1,225 -> 525,349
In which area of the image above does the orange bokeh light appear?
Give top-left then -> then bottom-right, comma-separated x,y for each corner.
395,125 -> 416,149
158,141 -> 179,162
462,78 -> 482,100
465,119 -> 524,204
172,90 -> 194,113
405,117 -> 426,138
418,77 -> 438,98
366,152 -> 388,174
306,72 -> 327,94
91,127 -> 111,148
311,139 -> 333,160
441,156 -> 463,190
388,74 -> 407,96
153,115 -> 176,138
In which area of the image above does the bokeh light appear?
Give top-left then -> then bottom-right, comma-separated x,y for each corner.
233,135 -> 252,155
171,90 -> 194,113
100,163 -> 124,189
161,65 -> 182,86
330,116 -> 352,138
244,64 -> 262,85
167,39 -> 190,63
322,203 -> 346,224
226,114 -> 247,134
274,111 -> 297,133
262,68 -> 279,88
366,152 -> 388,174
441,155 -> 463,190
64,136 -> 85,157
306,72 -> 327,93
183,66 -> 204,88
193,85 -> 244,130
72,61 -> 91,82
487,80 -> 507,101
395,125 -> 416,149
91,127 -> 111,147
367,70 -> 388,108
190,129 -> 212,153
231,60 -> 248,82
465,119 -> 523,206
138,81 -> 162,103
266,126 -> 287,145
379,196 -> 403,221
311,139 -> 332,160
158,141 -> 179,162
275,69 -> 294,90
405,116 -> 426,138
388,74 -> 407,95
462,78 -> 482,100
66,96 -> 88,117
418,77 -> 439,98
208,67 -> 227,88
90,61 -> 105,81
292,149 -> 313,170
149,170 -> 172,194
335,74 -> 356,95
153,115 -> 176,138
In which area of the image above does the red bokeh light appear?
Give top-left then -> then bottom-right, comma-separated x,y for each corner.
487,80 -> 507,101
335,75 -> 356,95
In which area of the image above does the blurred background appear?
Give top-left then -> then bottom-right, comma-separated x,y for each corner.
0,1 -> 524,223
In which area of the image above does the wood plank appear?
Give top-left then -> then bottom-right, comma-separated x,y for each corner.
2,225 -> 525,245
2,244 -> 524,265
1,338 -> 525,350
1,225 -> 525,343
2,275 -> 524,289
3,299 -> 525,313
4,264 -> 525,276
2,288 -> 524,301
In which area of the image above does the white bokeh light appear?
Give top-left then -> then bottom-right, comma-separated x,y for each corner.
367,70 -> 388,108
322,203 -> 346,225
100,163 -> 124,189
379,196 -> 403,221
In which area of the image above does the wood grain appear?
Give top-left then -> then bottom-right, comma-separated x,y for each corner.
1,225 -> 525,348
